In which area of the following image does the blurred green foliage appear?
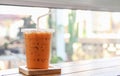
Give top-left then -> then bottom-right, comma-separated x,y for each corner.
50,55 -> 63,64
66,10 -> 78,61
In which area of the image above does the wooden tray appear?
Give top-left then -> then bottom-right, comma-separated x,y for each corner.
19,66 -> 61,75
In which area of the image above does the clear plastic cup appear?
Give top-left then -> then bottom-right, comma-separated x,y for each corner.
22,29 -> 53,69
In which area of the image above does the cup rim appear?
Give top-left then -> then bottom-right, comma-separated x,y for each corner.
21,28 -> 54,33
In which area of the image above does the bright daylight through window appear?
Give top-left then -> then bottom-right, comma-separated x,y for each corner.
0,5 -> 120,70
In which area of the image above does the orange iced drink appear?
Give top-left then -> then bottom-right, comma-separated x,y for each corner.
23,29 -> 52,69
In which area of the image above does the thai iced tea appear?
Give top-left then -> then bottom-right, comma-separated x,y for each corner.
23,29 -> 52,69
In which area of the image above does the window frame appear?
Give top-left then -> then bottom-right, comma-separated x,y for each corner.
0,0 -> 120,12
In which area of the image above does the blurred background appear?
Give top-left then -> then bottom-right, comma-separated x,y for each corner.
0,5 -> 120,70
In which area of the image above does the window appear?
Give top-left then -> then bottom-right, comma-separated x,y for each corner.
1,2 -> 120,70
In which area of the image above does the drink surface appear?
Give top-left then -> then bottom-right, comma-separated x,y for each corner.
24,31 -> 52,69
